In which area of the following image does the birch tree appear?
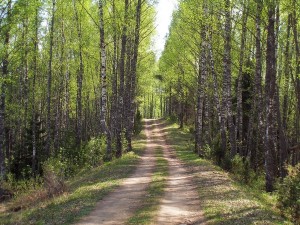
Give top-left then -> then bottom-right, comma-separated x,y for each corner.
99,0 -> 112,160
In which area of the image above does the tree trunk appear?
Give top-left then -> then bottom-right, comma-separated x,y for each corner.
222,0 -> 237,158
195,8 -> 207,156
73,0 -> 83,146
53,96 -> 61,151
276,87 -> 288,178
169,86 -> 172,116
45,0 -> 56,157
236,2 -> 248,156
178,67 -> 184,129
282,15 -> 291,134
116,0 -> 129,158
265,1 -> 277,192
124,37 -> 133,151
32,2 -> 39,176
219,11 -> 229,158
246,0 -> 263,169
291,0 -> 300,144
0,0 -> 11,180
99,0 -> 112,160
278,15 -> 292,178
207,31 -> 221,124
22,11 -> 29,147
110,0 -> 118,140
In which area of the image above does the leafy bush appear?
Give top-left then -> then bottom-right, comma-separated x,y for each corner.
54,136 -> 106,176
188,126 -> 195,134
278,163 -> 300,224
83,136 -> 106,167
1,172 -> 43,198
202,144 -> 214,159
42,158 -> 67,197
55,147 -> 79,177
211,133 -> 224,165
231,155 -> 253,184
221,153 -> 232,171
134,110 -> 143,135
168,114 -> 178,123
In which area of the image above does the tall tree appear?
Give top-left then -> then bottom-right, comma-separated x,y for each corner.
116,0 -> 129,158
236,0 -> 248,156
246,0 -> 263,169
195,1 -> 208,156
291,0 -> 300,144
45,0 -> 56,156
222,0 -> 237,158
110,0 -> 118,141
125,0 -> 142,152
0,0 -> 11,180
73,0 -> 84,145
31,0 -> 40,175
264,0 -> 277,192
99,0 -> 112,160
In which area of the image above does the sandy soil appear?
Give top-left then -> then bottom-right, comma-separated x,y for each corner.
153,121 -> 206,225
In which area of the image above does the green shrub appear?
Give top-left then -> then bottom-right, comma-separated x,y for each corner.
42,158 -> 67,197
188,126 -> 195,134
83,136 -> 106,167
55,147 -> 79,177
2,172 -> 43,197
168,114 -> 178,123
202,144 -> 214,159
278,163 -> 300,224
211,133 -> 224,165
134,110 -> 143,135
221,153 -> 232,171
231,155 -> 253,184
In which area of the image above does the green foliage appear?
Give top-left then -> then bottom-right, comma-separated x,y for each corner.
1,0 -> 156,183
42,158 -> 67,197
50,136 -> 106,177
278,163 -> 300,224
83,137 -> 106,167
209,133 -> 224,165
231,155 -> 253,184
134,110 -> 143,135
188,125 -> 195,134
165,121 -> 290,224
0,134 -> 146,225
1,172 -> 43,198
221,153 -> 232,171
202,144 -> 214,159
168,114 -> 178,123
8,114 -> 46,180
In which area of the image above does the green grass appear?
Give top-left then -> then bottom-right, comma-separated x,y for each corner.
126,147 -> 168,225
163,121 -> 292,225
0,132 -> 147,225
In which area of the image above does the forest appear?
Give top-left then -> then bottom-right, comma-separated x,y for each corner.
0,0 -> 300,224
0,0 -> 156,180
157,0 -> 300,192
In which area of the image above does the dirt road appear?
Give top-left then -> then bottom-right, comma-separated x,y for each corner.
153,121 -> 205,225
76,119 -> 205,225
